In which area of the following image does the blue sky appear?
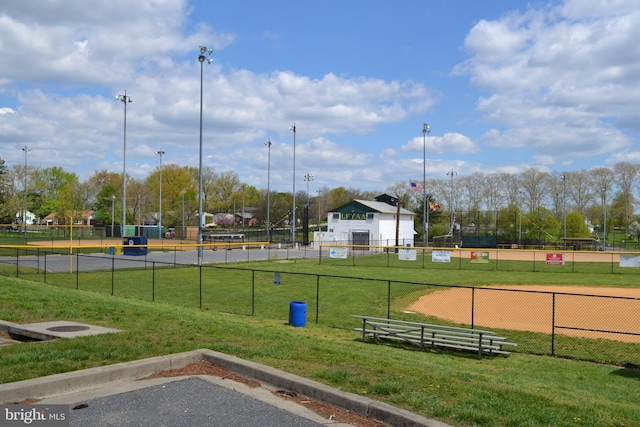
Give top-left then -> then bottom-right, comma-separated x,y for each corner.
1,0 -> 639,193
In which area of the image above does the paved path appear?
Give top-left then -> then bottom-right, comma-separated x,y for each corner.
1,247 -> 319,273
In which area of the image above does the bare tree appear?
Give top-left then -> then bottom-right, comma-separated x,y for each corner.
612,161 -> 639,231
565,170 -> 594,217
482,173 -> 506,212
519,168 -> 550,213
547,172 -> 566,223
460,172 -> 484,212
499,173 -> 521,209
590,167 -> 615,197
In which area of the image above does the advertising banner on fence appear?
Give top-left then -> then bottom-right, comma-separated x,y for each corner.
620,254 -> 640,267
329,247 -> 348,259
546,253 -> 565,265
470,251 -> 489,263
398,249 -> 417,261
432,250 -> 451,263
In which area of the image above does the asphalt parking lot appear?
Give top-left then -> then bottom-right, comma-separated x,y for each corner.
0,349 -> 447,427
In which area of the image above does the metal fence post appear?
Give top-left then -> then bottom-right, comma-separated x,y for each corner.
152,261 -> 155,302
316,275 -> 320,324
251,270 -> 255,316
111,251 -> 115,296
199,264 -> 203,309
551,292 -> 556,356
387,280 -> 391,319
471,287 -> 475,329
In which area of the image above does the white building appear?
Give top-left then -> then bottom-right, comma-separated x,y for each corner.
314,195 -> 416,249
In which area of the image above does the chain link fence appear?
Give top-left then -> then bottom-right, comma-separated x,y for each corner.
318,244 -> 640,275
1,246 -> 639,367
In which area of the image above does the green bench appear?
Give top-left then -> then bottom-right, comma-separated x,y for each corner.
352,315 -> 516,359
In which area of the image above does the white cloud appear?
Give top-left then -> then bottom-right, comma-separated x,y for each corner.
455,1 -> 640,165
401,132 -> 479,155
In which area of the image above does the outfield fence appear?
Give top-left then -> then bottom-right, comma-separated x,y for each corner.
319,244 -> 640,275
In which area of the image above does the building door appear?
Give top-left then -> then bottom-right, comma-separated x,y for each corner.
352,231 -> 369,249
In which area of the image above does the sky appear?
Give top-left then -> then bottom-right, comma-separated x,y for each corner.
1,0 -> 640,195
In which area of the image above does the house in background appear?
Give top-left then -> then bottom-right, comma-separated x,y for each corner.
15,210 -> 37,225
43,210 -> 96,226
314,194 -> 415,249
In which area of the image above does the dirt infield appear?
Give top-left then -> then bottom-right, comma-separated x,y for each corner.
407,285 -> 640,343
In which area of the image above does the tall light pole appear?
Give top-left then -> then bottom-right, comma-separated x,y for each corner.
265,139 -> 271,242
304,172 -> 314,206
447,168 -> 457,238
316,189 -> 322,230
561,174 -> 566,248
601,186 -> 607,251
304,172 -> 313,247
422,123 -> 430,247
181,189 -> 186,238
197,45 -> 213,265
116,91 -> 132,237
518,190 -> 525,246
289,123 -> 296,246
111,195 -> 116,237
241,184 -> 246,231
156,149 -> 165,237
21,146 -> 30,237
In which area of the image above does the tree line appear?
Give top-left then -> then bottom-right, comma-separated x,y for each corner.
1,157 -> 639,241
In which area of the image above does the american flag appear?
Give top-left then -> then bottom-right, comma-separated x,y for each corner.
410,182 -> 423,192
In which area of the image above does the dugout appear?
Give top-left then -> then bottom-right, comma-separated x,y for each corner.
561,237 -> 597,250
461,235 -> 497,248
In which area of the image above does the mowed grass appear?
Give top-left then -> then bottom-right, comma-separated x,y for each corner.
0,264 -> 640,426
5,255 -> 640,366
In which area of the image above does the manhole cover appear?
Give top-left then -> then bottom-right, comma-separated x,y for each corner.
46,325 -> 91,332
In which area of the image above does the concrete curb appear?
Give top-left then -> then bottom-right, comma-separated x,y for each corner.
0,349 -> 451,427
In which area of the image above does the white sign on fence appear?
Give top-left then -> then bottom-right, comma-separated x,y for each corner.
398,249 -> 417,261
329,247 -> 348,259
620,254 -> 640,268
432,250 -> 451,263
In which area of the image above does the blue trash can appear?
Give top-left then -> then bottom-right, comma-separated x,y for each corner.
289,301 -> 307,327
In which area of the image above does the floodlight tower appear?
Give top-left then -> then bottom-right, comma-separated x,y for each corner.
422,123 -> 430,246
197,45 -> 213,265
116,91 -> 132,237
289,123 -> 296,246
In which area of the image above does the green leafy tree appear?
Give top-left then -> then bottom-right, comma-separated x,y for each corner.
565,212 -> 592,238
0,158 -> 11,223
628,221 -> 640,241
56,182 -> 86,227
31,167 -> 79,219
94,184 -> 119,226
527,207 -> 560,242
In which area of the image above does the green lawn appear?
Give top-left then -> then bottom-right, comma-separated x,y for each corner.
0,272 -> 639,426
4,256 -> 640,366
